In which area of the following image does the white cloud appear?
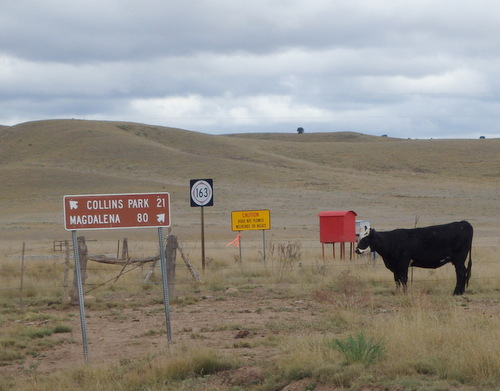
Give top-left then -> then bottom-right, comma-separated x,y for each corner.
1,0 -> 500,138
358,68 -> 488,95
130,94 -> 332,130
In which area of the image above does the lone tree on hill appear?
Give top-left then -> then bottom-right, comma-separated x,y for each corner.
297,127 -> 304,134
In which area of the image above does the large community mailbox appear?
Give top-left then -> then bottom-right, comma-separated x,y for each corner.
318,210 -> 357,260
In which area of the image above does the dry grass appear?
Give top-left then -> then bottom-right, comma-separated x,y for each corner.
1,241 -> 499,390
7,346 -> 236,391
1,119 -> 499,242
373,304 -> 499,385
0,119 -> 499,390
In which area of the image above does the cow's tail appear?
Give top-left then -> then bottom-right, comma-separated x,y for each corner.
465,247 -> 472,287
465,224 -> 473,288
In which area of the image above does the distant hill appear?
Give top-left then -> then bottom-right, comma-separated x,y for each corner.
1,119 -> 499,240
2,119 -> 497,188
225,131 -> 386,142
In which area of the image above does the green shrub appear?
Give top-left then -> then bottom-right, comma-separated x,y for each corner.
53,325 -> 72,334
330,332 -> 385,367
23,328 -> 53,339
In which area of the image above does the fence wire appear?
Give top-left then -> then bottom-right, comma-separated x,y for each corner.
1,240 -> 499,296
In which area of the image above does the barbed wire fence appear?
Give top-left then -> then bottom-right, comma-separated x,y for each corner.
2,238 -> 499,306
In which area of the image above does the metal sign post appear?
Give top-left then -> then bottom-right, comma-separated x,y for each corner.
201,206 -> 206,270
238,231 -> 243,264
158,227 -> 173,343
63,192 -> 172,362
189,179 -> 214,272
230,210 -> 271,264
71,230 -> 89,361
262,230 -> 266,264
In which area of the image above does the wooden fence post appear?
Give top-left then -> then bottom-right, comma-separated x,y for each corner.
166,234 -> 177,299
122,238 -> 128,259
63,240 -> 70,304
71,236 -> 88,305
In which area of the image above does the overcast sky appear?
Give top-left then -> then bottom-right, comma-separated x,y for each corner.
1,1 -> 500,139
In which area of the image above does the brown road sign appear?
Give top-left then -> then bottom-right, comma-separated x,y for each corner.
63,192 -> 171,231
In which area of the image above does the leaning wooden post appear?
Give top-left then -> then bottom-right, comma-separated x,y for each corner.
166,234 -> 177,299
71,236 -> 88,306
63,240 -> 70,304
122,238 -> 128,259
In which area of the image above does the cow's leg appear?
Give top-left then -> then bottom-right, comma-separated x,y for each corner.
401,279 -> 408,294
399,274 -> 408,294
393,273 -> 408,294
453,261 -> 467,295
393,274 -> 402,291
393,262 -> 409,294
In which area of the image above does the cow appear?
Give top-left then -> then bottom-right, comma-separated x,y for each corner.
355,221 -> 473,295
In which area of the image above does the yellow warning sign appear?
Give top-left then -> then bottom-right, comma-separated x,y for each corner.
231,210 -> 271,231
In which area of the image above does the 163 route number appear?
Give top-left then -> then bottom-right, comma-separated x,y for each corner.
190,179 -> 213,207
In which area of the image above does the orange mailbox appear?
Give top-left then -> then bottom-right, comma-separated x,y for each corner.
318,211 -> 357,260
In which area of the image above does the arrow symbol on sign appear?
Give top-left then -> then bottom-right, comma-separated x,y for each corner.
157,214 -> 165,223
69,201 -> 79,210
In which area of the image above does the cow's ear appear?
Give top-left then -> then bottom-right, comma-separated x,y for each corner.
369,228 -> 375,237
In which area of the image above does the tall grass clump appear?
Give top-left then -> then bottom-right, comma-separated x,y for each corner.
268,241 -> 301,282
373,304 -> 500,386
0,322 -> 73,367
275,335 -> 378,389
10,346 -> 236,391
312,271 -> 372,310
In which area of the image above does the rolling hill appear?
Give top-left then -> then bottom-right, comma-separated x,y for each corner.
1,120 -> 499,241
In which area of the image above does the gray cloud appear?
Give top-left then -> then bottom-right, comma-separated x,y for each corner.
1,0 -> 500,138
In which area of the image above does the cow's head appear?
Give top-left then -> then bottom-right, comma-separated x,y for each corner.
355,228 -> 374,254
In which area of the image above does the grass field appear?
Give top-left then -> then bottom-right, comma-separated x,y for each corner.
0,120 -> 499,390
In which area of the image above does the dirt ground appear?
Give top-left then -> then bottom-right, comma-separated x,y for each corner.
2,286 -> 316,374
2,282 -> 497,382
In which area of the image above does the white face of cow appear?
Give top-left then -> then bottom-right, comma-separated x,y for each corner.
355,228 -> 372,254
360,228 -> 370,239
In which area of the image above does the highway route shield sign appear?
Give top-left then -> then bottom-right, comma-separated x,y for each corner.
190,179 -> 213,207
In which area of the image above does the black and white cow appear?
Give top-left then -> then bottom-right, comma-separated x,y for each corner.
355,221 -> 473,295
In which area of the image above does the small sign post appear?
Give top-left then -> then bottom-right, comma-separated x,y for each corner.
63,192 -> 172,361
71,230 -> 89,361
190,179 -> 213,271
230,210 -> 271,264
